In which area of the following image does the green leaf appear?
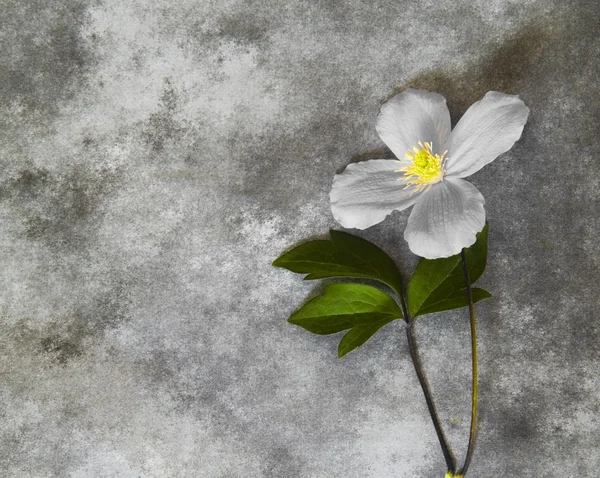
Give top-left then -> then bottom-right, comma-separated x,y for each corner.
337,318 -> 395,358
416,287 -> 492,316
407,224 -> 489,318
288,283 -> 402,335
273,230 -> 403,296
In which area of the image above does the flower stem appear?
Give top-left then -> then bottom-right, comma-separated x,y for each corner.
458,249 -> 478,476
398,293 -> 456,473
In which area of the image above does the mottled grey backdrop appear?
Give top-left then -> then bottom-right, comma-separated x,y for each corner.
1,0 -> 598,476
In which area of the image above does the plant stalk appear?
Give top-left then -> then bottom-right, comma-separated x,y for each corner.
398,292 -> 455,474
458,249 -> 478,476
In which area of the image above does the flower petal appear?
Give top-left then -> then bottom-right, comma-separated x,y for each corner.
330,159 -> 422,230
404,178 -> 485,259
376,89 -> 451,160
445,91 -> 529,179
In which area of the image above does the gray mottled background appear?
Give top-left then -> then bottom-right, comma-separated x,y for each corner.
1,0 -> 598,476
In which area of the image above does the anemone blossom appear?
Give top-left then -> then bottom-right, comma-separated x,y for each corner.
330,89 -> 529,258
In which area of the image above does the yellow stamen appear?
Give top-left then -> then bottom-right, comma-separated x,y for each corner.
396,141 -> 447,192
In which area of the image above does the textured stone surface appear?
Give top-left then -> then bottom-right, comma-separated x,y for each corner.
1,0 -> 598,476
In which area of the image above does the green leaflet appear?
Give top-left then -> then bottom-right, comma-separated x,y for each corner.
337,318 -> 395,358
288,283 -> 401,356
415,287 -> 492,316
288,283 -> 402,335
407,224 -> 490,318
273,230 -> 404,297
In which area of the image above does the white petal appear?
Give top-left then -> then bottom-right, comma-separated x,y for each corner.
330,159 -> 422,230
376,89 -> 451,160
445,92 -> 529,179
404,178 -> 485,259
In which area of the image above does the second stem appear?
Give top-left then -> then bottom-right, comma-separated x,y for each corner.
457,249 -> 478,477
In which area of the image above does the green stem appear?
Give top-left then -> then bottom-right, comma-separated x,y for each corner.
398,293 -> 455,474
458,249 -> 478,476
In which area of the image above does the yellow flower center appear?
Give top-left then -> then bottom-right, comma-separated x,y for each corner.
396,141 -> 447,192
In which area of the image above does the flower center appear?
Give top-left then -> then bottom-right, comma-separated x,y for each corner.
396,141 -> 447,192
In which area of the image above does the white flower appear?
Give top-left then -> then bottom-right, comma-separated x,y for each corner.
330,89 -> 529,258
